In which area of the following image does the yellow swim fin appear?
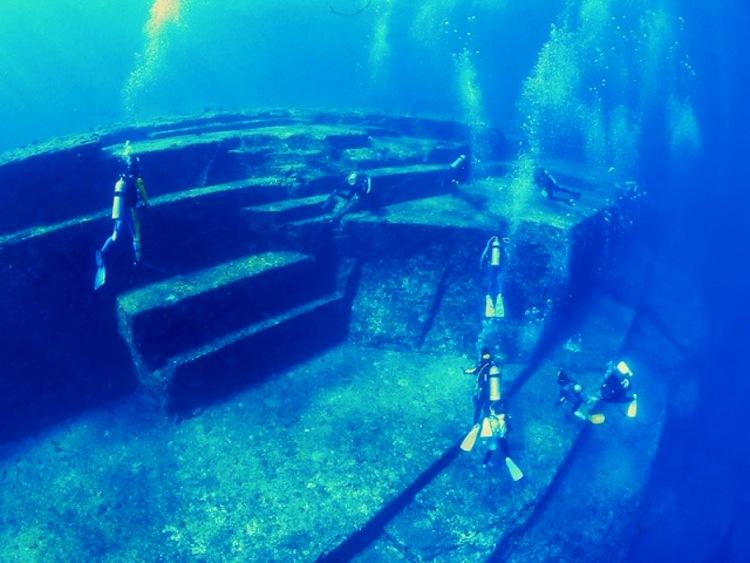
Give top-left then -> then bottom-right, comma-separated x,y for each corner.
627,395 -> 638,418
588,413 -> 606,425
460,424 -> 480,452
484,295 -> 495,318
494,293 -> 505,318
505,457 -> 524,481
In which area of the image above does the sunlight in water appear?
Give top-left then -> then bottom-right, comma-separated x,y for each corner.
668,95 -> 701,159
369,0 -> 394,85
122,0 -> 183,115
507,0 -> 698,230
147,0 -> 181,38
455,48 -> 489,164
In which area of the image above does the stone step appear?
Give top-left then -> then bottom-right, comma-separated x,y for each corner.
116,251 -> 329,373
156,291 -> 349,413
148,116 -> 297,141
277,163 -> 461,241
242,194 -> 329,225
299,162 -> 456,200
358,162 -> 458,207
0,174 -> 302,305
115,124 -> 373,158
0,175 -> 293,248
327,294 -> 636,561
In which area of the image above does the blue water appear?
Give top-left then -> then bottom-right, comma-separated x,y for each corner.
1,1 -> 748,560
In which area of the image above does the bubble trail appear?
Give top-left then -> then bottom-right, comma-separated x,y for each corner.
369,0 -> 394,86
122,0 -> 183,116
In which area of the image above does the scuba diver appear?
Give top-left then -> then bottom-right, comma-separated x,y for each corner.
479,235 -> 508,318
94,143 -> 150,290
556,369 -> 585,418
321,171 -> 372,223
460,401 -> 524,482
556,369 -> 605,424
599,360 -> 638,418
534,167 -> 581,206
463,348 -> 502,426
448,153 -> 469,185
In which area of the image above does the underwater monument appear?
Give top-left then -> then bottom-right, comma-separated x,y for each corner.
0,109 -> 692,560
0,0 -> 732,558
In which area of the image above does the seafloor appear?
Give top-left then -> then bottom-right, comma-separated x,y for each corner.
0,111 -> 703,561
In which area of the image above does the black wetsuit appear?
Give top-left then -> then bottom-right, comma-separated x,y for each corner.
600,371 -> 635,403
100,172 -> 146,259
534,168 -> 581,204
481,238 -> 508,309
465,357 -> 500,424
558,381 -> 585,412
322,173 -> 372,220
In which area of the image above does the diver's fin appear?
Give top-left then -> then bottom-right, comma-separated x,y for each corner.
484,295 -> 495,318
588,413 -> 606,425
505,457 -> 524,481
494,293 -> 505,318
94,251 -> 106,290
460,424 -> 481,452
627,395 -> 638,418
480,417 -> 493,438
573,410 -> 587,421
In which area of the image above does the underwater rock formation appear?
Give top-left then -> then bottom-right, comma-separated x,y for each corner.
0,110 -> 665,560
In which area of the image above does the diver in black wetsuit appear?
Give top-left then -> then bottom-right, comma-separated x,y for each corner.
448,153 -> 469,185
458,399 -> 524,481
321,171 -> 372,222
555,368 -> 606,424
534,167 -> 581,206
459,350 -> 523,480
463,348 -> 502,425
556,369 -> 586,419
95,144 -> 150,290
600,360 -> 638,418
479,235 -> 508,318
479,402 -> 523,479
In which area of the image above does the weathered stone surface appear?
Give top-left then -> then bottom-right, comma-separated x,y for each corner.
243,194 -> 329,225
501,310 -> 672,563
343,179 -> 619,360
0,110 -> 661,562
0,346 -> 475,561
0,111 -> 474,439
164,291 -> 349,414
118,252 -> 315,370
0,110 -> 471,237
344,294 -> 635,562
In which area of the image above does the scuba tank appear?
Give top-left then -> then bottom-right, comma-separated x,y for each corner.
490,237 -> 501,267
449,153 -> 467,170
112,177 -> 127,219
488,365 -> 501,401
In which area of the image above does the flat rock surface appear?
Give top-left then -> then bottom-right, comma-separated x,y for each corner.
353,295 -> 635,562
502,314 -> 672,563
118,251 -> 308,315
0,345 -> 482,561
